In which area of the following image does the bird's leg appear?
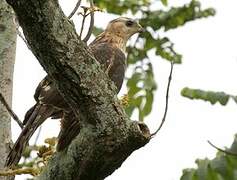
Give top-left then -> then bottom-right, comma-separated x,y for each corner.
119,94 -> 129,107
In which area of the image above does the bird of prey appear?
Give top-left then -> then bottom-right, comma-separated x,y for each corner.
5,17 -> 144,168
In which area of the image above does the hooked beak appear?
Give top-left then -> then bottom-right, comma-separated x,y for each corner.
137,24 -> 145,33
139,27 -> 145,33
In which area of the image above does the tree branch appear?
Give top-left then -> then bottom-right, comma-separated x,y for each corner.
83,0 -> 94,43
78,6 -> 88,39
68,0 -> 82,19
207,140 -> 237,156
6,0 -> 150,179
0,92 -> 23,129
151,61 -> 174,137
34,126 -> 42,145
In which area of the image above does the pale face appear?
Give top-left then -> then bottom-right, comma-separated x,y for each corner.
106,17 -> 144,40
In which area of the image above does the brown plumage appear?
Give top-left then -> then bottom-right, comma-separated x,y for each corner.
5,17 -> 144,168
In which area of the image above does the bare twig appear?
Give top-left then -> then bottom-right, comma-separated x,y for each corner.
68,0 -> 82,19
0,167 -> 39,176
207,140 -> 237,156
83,0 -> 94,43
34,126 -> 42,145
79,6 -> 89,39
150,61 -> 174,137
0,92 -> 23,129
68,0 -> 95,42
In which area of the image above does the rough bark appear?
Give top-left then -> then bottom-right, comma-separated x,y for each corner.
6,0 -> 150,180
0,1 -> 16,180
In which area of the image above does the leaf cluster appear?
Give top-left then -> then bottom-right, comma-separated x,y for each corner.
181,87 -> 237,105
181,135 -> 237,180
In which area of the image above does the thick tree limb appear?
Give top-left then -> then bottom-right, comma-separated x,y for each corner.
6,0 -> 150,179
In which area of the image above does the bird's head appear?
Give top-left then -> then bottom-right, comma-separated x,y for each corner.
105,17 -> 144,41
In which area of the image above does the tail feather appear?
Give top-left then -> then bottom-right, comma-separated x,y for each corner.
5,104 -> 54,168
57,113 -> 81,151
23,104 -> 37,125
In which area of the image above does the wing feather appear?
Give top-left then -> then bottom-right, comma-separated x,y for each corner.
89,43 -> 126,92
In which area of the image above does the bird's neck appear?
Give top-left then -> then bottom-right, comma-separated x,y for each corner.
94,31 -> 127,53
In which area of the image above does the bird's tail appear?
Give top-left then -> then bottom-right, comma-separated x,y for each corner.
5,104 -> 54,168
57,113 -> 81,151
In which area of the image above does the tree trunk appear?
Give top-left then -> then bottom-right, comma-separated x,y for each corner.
6,0 -> 150,179
0,1 -> 16,180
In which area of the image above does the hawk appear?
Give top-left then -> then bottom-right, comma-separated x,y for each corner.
5,17 -> 144,168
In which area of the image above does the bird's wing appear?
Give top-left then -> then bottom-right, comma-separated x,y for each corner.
24,76 -> 67,125
34,76 -> 67,109
33,75 -> 51,102
6,75 -> 69,167
89,42 -> 126,92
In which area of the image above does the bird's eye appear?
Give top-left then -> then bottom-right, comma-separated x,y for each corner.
126,20 -> 134,27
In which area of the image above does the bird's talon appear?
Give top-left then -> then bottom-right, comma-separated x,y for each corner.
119,94 -> 129,107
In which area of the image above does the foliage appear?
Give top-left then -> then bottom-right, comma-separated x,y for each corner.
20,137 -> 56,169
181,87 -> 237,105
125,63 -> 156,121
0,137 -> 56,177
180,135 -> 237,180
177,1 -> 237,180
93,0 -> 215,121
93,0 -> 150,14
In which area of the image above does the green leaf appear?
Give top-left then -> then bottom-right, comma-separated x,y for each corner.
181,87 -> 231,105
128,86 -> 142,97
195,159 -> 210,179
127,72 -> 142,88
140,0 -> 215,32
180,169 -> 196,180
126,63 -> 156,120
180,135 -> 237,180
232,96 -> 237,104
125,105 -> 136,117
155,37 -> 182,64
141,90 -> 153,116
92,27 -> 103,36
161,0 -> 168,6
133,96 -> 143,106
94,0 -> 150,14
126,47 -> 148,64
139,106 -> 144,121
